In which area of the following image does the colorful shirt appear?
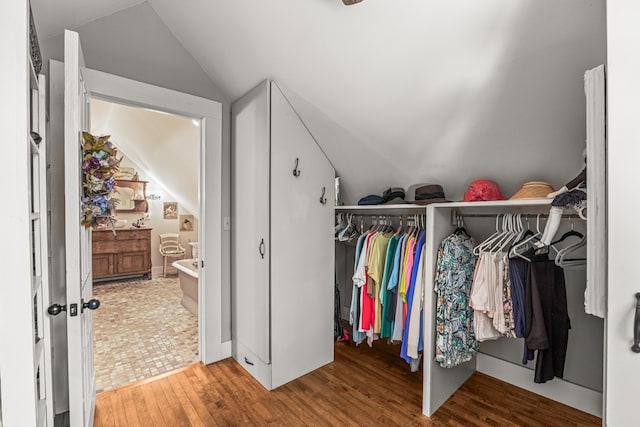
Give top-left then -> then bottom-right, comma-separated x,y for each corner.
434,232 -> 479,368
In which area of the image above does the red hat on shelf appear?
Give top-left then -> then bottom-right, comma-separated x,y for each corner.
463,179 -> 506,202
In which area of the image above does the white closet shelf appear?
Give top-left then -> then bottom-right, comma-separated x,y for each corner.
337,199 -> 553,215
435,198 -> 552,209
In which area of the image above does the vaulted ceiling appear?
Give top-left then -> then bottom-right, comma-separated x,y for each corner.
31,0 -> 606,203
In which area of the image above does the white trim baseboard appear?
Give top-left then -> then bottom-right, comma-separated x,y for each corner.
475,353 -> 603,418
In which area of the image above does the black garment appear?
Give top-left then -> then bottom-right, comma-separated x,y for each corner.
509,257 -> 528,339
386,286 -> 397,323
524,253 -> 571,383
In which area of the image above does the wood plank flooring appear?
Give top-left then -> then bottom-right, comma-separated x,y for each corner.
95,338 -> 601,426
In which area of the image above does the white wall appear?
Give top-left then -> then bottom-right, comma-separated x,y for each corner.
112,155 -> 199,277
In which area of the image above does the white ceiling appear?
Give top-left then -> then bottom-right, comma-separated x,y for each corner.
90,99 -> 200,217
31,0 -> 145,39
31,0 -> 606,203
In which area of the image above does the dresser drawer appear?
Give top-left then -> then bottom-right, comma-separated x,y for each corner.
93,238 -> 149,253
93,228 -> 150,241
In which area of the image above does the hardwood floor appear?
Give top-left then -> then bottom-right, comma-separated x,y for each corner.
95,338 -> 601,426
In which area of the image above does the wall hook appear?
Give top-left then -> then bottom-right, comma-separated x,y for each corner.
320,186 -> 327,205
292,158 -> 301,177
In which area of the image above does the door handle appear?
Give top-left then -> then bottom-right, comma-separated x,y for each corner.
47,303 -> 66,316
259,238 -> 265,259
82,298 -> 101,313
632,293 -> 640,353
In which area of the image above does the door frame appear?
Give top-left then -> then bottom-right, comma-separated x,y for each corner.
83,68 -> 229,363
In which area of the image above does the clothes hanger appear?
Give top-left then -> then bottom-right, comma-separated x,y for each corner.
487,214 -> 514,254
343,214 -> 359,242
554,220 -> 587,267
453,213 -> 471,238
474,213 -> 504,255
491,214 -> 520,255
386,215 -> 395,233
338,213 -> 355,241
394,215 -> 404,237
509,214 -> 542,261
550,226 -> 584,245
556,239 -> 587,267
334,213 -> 346,239
413,215 -> 422,237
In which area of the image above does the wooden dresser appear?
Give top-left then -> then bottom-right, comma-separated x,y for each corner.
92,228 -> 152,282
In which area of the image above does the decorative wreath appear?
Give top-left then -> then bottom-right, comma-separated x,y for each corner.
81,132 -> 121,229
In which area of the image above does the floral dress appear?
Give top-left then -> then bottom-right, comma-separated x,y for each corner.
434,232 -> 479,368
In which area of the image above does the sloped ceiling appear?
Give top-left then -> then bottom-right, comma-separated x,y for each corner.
146,0 -> 605,202
31,0 -> 606,203
90,99 -> 200,217
31,0 -> 145,40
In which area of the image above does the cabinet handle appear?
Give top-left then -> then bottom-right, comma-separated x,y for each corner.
633,293 -> 640,353
320,186 -> 327,205
259,238 -> 265,259
292,157 -> 301,177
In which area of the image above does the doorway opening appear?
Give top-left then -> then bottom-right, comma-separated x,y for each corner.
89,98 -> 201,392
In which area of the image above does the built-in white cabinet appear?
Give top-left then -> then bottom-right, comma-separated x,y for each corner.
231,80 -> 335,390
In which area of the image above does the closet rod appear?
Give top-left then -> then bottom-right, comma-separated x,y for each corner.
450,210 -> 582,226
336,213 -> 423,218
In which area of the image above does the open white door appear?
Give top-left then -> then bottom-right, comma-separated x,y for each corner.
606,3 -> 640,425
64,30 -> 97,427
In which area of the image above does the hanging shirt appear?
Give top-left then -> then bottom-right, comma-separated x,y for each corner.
435,232 -> 479,368
399,236 -> 417,304
501,257 -> 516,337
350,233 -> 369,345
407,248 -> 426,360
379,235 -> 400,338
509,257 -> 528,338
470,251 -> 501,342
525,253 -> 571,383
388,234 -> 408,340
359,233 -> 378,333
489,253 -> 507,335
401,231 -> 425,364
368,233 -> 392,334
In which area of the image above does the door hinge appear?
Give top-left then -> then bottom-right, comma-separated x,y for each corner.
69,303 -> 78,317
201,260 -> 205,268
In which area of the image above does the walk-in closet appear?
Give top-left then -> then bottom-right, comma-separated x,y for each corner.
332,64 -> 606,420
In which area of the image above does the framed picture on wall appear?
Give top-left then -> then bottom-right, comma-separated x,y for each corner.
163,202 -> 178,219
180,214 -> 194,231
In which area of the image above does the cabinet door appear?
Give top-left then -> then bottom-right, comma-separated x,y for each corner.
231,81 -> 271,364
92,253 -> 114,278
269,82 -> 335,387
116,251 -> 147,274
